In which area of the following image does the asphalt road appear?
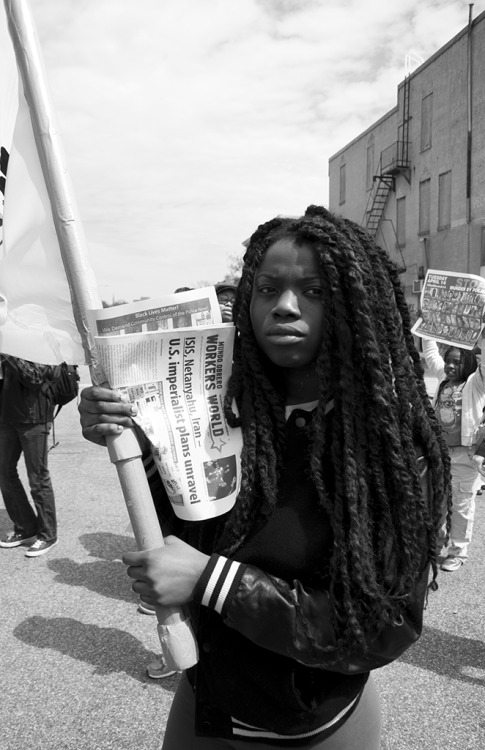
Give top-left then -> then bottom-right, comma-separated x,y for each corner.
1,372 -> 484,749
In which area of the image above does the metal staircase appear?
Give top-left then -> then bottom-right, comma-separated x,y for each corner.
365,167 -> 394,236
364,76 -> 411,237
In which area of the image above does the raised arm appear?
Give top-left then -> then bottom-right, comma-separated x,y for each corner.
422,338 -> 445,381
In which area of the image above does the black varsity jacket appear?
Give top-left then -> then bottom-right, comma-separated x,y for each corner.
143,405 -> 431,743
144,407 -> 370,744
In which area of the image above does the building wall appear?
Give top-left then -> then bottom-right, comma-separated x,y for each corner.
471,14 -> 485,225
328,10 -> 485,319
328,110 -> 399,227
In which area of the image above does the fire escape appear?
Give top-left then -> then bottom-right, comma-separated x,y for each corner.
364,76 -> 411,237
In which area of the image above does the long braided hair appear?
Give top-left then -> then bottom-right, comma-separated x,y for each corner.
217,205 -> 450,659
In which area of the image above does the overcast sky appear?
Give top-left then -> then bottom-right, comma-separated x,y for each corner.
9,0 -> 482,301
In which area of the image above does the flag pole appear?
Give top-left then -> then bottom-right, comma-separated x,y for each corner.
4,0 -> 197,671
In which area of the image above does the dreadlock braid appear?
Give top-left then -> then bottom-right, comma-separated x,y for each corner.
219,205 -> 450,659
371,236 -> 452,565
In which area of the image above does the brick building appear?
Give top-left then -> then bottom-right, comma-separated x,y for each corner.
328,9 -> 485,320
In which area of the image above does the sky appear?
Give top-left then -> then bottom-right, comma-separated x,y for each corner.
3,0 -> 482,302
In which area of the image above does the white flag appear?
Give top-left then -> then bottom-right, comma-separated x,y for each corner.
0,1 -> 85,365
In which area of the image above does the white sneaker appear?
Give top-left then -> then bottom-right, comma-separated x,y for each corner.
137,601 -> 156,615
146,658 -> 179,679
441,556 -> 464,572
25,539 -> 57,557
0,531 -> 37,548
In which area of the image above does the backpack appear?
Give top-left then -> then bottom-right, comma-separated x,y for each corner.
42,362 -> 80,417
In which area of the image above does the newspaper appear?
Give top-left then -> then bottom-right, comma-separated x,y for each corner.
411,269 -> 485,349
87,286 -> 222,335
90,290 -> 242,521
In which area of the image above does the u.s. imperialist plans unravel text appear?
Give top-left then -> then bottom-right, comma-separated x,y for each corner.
88,288 -> 242,521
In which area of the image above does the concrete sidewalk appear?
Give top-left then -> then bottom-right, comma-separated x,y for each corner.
1,394 -> 484,749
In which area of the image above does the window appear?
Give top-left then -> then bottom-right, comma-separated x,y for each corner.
438,171 -> 452,229
419,179 -> 431,234
420,93 -> 433,151
339,163 -> 346,205
366,142 -> 375,191
396,196 -> 406,247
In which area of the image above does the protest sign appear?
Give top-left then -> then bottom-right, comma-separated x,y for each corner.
411,269 -> 485,349
3,0 -> 198,671
0,0 -> 86,364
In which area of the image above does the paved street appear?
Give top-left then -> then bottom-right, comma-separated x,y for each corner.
1,371 -> 484,749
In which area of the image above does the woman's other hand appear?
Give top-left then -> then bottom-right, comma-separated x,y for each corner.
123,536 -> 209,608
78,386 -> 138,446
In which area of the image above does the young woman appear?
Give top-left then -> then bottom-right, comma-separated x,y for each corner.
79,206 -> 450,749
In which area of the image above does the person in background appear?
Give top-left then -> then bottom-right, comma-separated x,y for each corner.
472,345 -> 484,494
0,356 -> 58,557
143,281 -> 238,678
215,282 -> 237,323
470,399 -> 485,494
136,597 -> 180,679
138,281 -> 233,678
136,572 -> 179,678
472,345 -> 481,368
135,283 -> 194,678
422,337 -> 485,571
79,206 -> 449,749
